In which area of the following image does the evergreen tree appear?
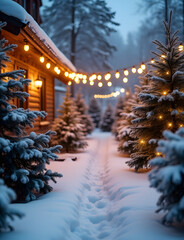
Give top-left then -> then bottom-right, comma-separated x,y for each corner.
0,22 -> 62,202
149,128 -> 184,225
112,96 -> 125,137
52,88 -> 88,152
100,104 -> 114,132
75,91 -> 94,135
0,178 -> 24,232
127,12 -> 184,171
41,0 -> 119,72
88,98 -> 101,128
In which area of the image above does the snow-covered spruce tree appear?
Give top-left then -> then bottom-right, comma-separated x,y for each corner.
88,98 -> 101,128
0,22 -> 62,202
75,90 -> 94,135
112,96 -> 125,137
0,178 -> 24,232
41,0 -> 119,72
52,88 -> 88,152
127,12 -> 184,171
149,128 -> 184,225
100,104 -> 114,132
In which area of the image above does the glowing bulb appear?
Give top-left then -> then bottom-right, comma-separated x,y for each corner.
40,56 -> 45,63
166,71 -> 169,75
105,73 -> 111,80
180,124 -> 183,127
46,62 -> 51,69
54,66 -> 59,73
141,63 -> 146,70
83,75 -> 87,80
90,81 -> 94,86
161,54 -> 166,58
178,43 -> 183,51
168,122 -> 172,127
132,66 -> 136,73
24,44 -> 29,52
57,69 -> 61,75
156,152 -> 161,156
92,74 -> 97,80
107,81 -> 112,87
138,68 -> 143,74
97,75 -> 102,80
83,79 -> 87,84
158,115 -> 163,120
124,69 -> 129,76
98,82 -> 103,87
75,77 -> 79,83
162,91 -> 167,95
123,77 -> 128,83
68,81 -> 72,85
151,58 -> 155,63
140,140 -> 145,144
126,91 -> 130,96
120,88 -> 125,93
115,71 -> 120,79
65,72 -> 69,77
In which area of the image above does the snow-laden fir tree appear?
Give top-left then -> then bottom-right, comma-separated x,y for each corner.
100,104 -> 114,132
52,88 -> 88,152
112,96 -> 125,138
0,178 -> 24,232
75,90 -> 94,135
149,128 -> 184,225
127,12 -> 184,171
88,98 -> 101,128
41,0 -> 119,72
0,22 -> 62,202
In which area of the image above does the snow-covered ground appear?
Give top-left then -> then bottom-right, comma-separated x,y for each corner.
1,131 -> 184,240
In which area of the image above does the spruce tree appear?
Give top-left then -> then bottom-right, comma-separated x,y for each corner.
88,98 -> 101,128
0,178 -> 24,232
0,22 -> 62,202
75,91 -> 94,135
100,104 -> 114,132
52,88 -> 88,152
149,128 -> 184,225
127,12 -> 184,171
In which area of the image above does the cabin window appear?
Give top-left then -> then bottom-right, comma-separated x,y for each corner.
32,0 -> 37,21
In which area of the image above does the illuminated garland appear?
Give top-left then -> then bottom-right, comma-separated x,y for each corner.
94,88 -> 127,99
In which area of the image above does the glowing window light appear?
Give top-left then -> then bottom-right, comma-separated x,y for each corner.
46,62 -> 51,69
97,75 -> 102,80
123,77 -> 128,83
138,68 -> 143,74
107,81 -> 112,87
120,88 -> 125,93
132,66 -> 136,73
98,82 -> 103,87
124,69 -> 129,76
141,63 -> 146,70
24,44 -> 29,52
115,71 -> 120,79
68,81 -> 72,85
40,56 -> 45,63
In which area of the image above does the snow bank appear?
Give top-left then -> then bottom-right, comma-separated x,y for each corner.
0,0 -> 76,72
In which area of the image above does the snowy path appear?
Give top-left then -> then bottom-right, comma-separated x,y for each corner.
1,131 -> 184,240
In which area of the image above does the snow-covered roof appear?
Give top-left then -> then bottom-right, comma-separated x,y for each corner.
0,0 -> 76,72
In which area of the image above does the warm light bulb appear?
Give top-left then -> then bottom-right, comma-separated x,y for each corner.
166,71 -> 169,75
98,82 -> 103,87
138,68 -> 143,74
161,54 -> 166,59
57,69 -> 61,75
115,71 -> 120,78
156,152 -> 161,156
180,124 -> 183,127
123,77 -> 128,83
68,81 -> 72,86
54,66 -> 59,73
141,63 -> 146,70
97,75 -> 102,80
162,91 -> 167,95
140,140 -> 145,144
126,91 -> 129,96
151,58 -> 155,63
90,81 -> 94,86
83,79 -> 87,84
120,88 -> 125,93
178,43 -> 183,51
105,73 -> 111,80
40,56 -> 45,63
65,72 -> 69,77
46,62 -> 51,69
107,81 -> 112,87
158,115 -> 163,120
168,122 -> 172,127
24,44 -> 29,52
132,66 -> 136,73
124,69 -> 129,76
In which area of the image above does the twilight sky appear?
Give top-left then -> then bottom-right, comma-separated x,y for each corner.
41,0 -> 144,42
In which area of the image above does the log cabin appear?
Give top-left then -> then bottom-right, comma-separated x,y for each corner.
0,0 -> 76,132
